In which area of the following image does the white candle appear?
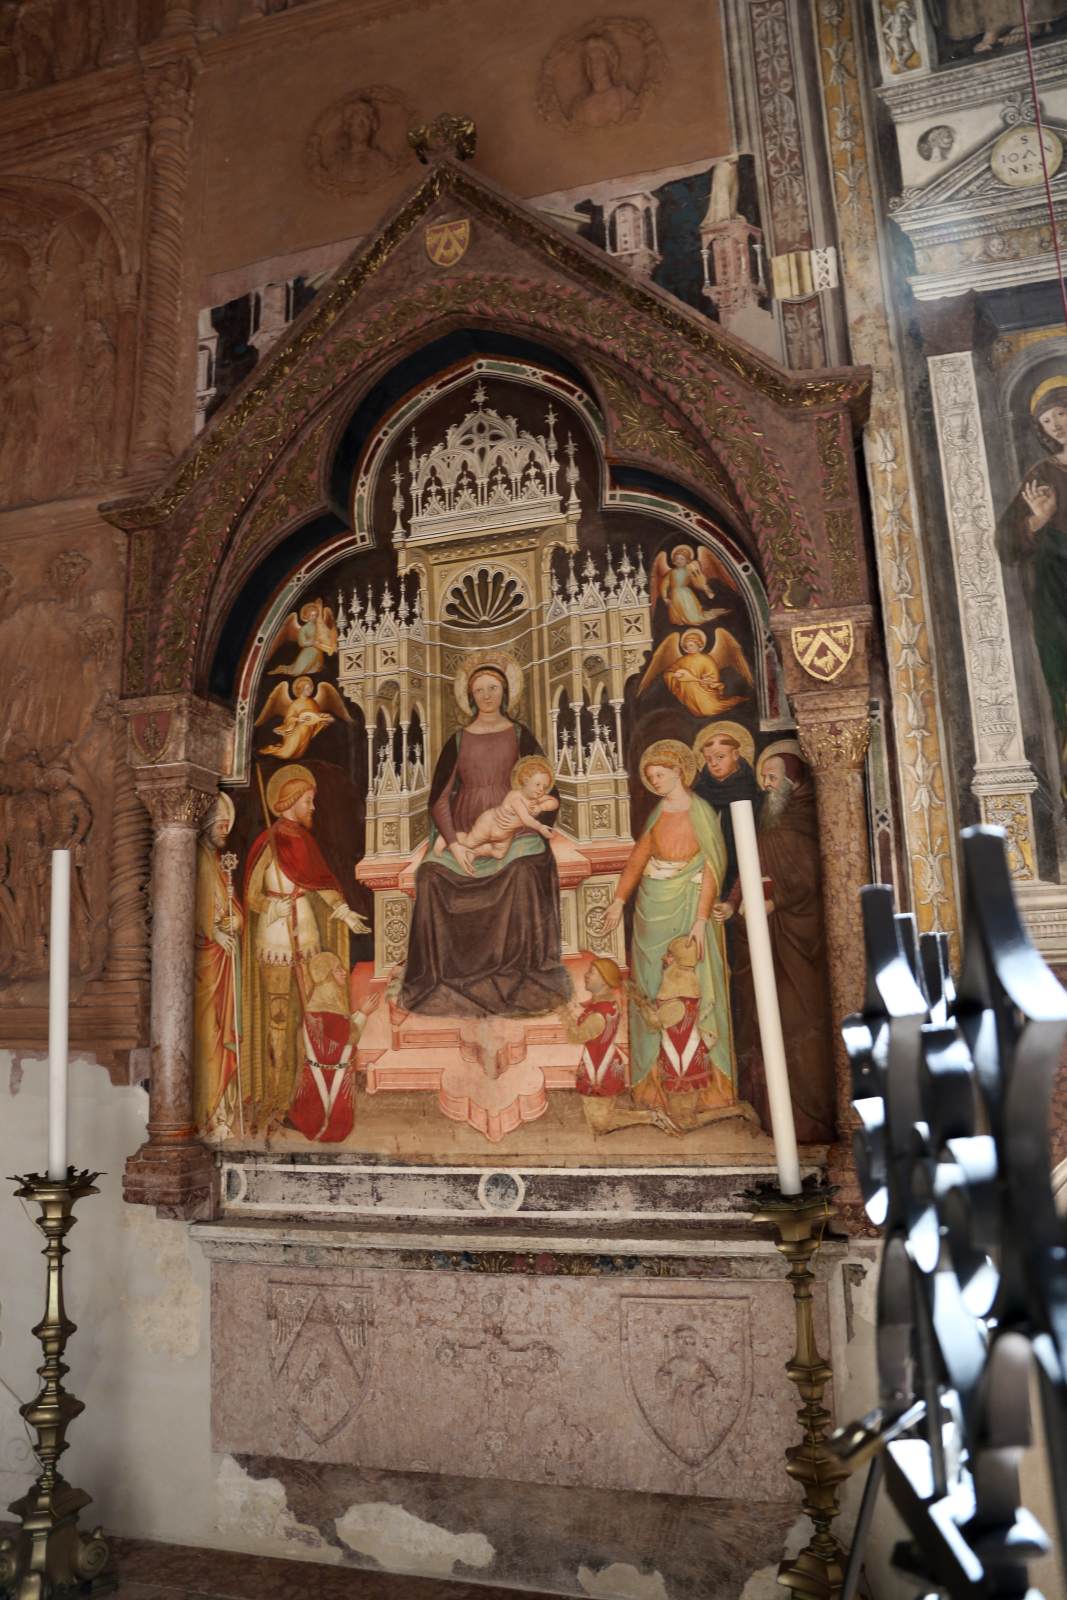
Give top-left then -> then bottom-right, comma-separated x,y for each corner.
729,799 -> 801,1194
47,849 -> 71,1182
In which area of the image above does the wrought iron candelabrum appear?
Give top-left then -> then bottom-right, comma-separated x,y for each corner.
0,1170 -> 112,1600
745,1178 -> 849,1600
830,826 -> 1067,1599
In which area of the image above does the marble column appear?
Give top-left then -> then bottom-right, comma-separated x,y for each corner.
121,693 -> 233,1216
124,771 -> 218,1217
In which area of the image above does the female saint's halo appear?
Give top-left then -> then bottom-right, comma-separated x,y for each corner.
452,650 -> 524,715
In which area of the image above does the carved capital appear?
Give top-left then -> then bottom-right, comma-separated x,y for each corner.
797,713 -> 871,774
136,770 -> 216,830
144,56 -> 195,123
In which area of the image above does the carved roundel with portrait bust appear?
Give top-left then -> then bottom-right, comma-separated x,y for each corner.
304,84 -> 413,195
536,15 -> 663,132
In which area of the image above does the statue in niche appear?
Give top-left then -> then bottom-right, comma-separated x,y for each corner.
930,0 -> 1067,53
996,377 -> 1067,796
883,1 -> 920,71
706,156 -> 740,223
75,317 -> 117,483
537,17 -> 662,131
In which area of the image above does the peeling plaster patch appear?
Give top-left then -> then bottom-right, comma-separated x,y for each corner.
120,1208 -> 202,1360
738,1515 -> 808,1600
216,1456 -> 341,1561
334,1502 -> 494,1576
578,1563 -> 671,1600
7,1059 -> 22,1095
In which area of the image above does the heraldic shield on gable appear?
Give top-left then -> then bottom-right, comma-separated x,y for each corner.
790,619 -> 855,683
268,1282 -> 372,1446
620,1295 -> 752,1470
425,217 -> 471,267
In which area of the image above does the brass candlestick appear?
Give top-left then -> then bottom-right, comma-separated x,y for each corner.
745,1178 -> 848,1600
0,1170 -> 112,1600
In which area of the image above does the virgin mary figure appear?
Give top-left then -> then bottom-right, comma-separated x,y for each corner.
399,654 -> 571,1017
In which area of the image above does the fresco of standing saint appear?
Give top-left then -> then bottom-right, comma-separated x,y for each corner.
242,763 -> 369,1133
996,377 -> 1067,791
601,739 -> 753,1132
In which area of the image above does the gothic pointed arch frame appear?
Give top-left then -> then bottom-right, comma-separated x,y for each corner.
106,157 -> 883,1218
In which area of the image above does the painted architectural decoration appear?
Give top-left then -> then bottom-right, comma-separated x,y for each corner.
193,366 -> 834,1155
195,155 -> 770,431
869,0 -> 1067,955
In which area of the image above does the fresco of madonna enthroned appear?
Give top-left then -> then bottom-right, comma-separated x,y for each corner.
195,370 -> 833,1161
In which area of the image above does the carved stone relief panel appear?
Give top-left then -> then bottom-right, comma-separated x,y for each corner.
211,1260 -> 821,1501
0,185 -> 125,507
0,520 -> 124,987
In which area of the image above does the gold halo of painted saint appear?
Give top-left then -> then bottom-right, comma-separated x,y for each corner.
304,85 -> 412,195
638,737 -> 698,791
537,15 -> 663,131
452,649 -> 525,716
755,738 -> 804,784
691,720 -> 756,770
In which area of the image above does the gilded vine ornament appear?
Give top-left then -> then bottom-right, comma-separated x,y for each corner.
817,413 -> 849,502
590,360 -> 738,506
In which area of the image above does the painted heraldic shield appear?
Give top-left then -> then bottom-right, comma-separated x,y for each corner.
425,218 -> 471,267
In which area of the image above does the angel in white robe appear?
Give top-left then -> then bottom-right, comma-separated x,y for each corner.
255,675 -> 352,760
651,544 -> 739,628
638,627 -> 753,718
267,599 -> 338,678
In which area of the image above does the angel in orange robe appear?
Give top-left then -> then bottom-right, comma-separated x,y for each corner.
638,627 -> 753,718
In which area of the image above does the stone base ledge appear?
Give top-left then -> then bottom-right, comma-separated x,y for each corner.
123,1139 -> 218,1219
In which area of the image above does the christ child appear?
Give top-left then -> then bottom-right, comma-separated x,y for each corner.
434,754 -> 558,860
